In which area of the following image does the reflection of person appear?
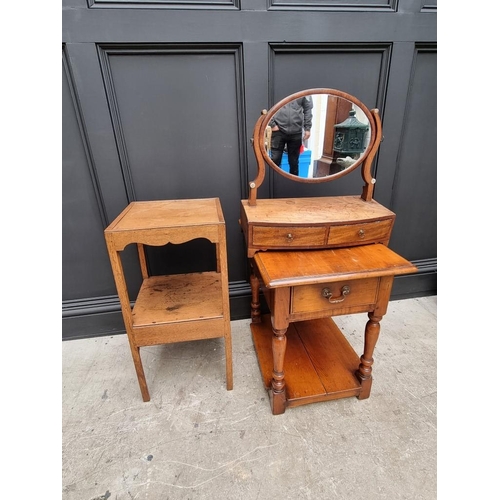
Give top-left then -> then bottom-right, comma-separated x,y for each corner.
269,96 -> 313,176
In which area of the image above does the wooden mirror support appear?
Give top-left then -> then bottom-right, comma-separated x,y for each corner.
240,88 -> 417,415
248,88 -> 382,206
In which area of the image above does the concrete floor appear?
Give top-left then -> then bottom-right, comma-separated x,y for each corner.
62,295 -> 436,500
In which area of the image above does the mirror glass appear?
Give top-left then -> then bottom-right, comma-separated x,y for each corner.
262,94 -> 372,180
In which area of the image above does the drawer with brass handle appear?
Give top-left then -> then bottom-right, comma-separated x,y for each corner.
291,278 -> 379,315
252,225 -> 327,247
327,219 -> 393,246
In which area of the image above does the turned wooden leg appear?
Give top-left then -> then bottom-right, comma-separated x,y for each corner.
129,344 -> 150,402
356,312 -> 382,400
250,270 -> 261,324
270,326 -> 287,415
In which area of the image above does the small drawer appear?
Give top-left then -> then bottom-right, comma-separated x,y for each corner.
291,278 -> 379,314
252,225 -> 326,247
327,219 -> 393,246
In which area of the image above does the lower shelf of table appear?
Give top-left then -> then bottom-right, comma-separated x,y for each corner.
251,314 -> 362,408
132,271 -> 224,327
131,271 -> 229,347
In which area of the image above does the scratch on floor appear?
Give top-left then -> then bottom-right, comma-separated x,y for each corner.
128,443 -> 278,490
403,387 -> 437,418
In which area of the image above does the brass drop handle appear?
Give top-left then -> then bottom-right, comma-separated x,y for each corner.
322,285 -> 351,304
358,229 -> 365,238
286,233 -> 294,241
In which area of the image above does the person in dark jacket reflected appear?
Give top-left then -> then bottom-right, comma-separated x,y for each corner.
269,96 -> 313,176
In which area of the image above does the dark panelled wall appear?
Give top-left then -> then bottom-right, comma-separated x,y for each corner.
62,0 -> 437,340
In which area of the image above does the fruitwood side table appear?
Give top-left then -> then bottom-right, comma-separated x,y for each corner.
104,198 -> 233,402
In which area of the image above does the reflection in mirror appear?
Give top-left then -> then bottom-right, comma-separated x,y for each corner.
264,95 -> 371,179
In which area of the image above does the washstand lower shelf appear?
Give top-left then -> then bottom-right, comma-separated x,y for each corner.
251,314 -> 363,409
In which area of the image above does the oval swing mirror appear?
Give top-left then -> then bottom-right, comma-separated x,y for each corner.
257,89 -> 376,183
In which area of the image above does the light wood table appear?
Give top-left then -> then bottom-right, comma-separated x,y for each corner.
104,198 -> 233,402
250,244 -> 416,415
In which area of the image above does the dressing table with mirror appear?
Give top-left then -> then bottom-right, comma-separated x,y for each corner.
240,88 -> 417,415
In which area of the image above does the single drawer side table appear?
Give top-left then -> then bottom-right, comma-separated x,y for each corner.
104,198 -> 233,402
250,245 -> 417,415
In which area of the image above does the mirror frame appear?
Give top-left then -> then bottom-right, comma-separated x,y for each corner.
248,88 -> 382,205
